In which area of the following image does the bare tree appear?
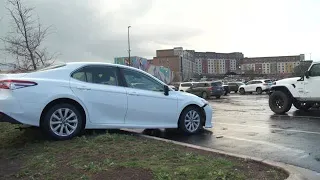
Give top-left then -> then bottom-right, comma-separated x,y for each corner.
1,0 -> 57,71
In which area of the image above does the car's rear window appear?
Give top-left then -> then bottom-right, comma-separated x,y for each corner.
264,80 -> 272,83
211,82 -> 222,86
181,83 -> 192,87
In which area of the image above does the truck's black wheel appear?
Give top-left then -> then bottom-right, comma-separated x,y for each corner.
269,91 -> 292,114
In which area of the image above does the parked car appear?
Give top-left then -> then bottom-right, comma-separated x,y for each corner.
0,62 -> 213,140
238,79 -> 273,95
222,82 -> 230,95
168,85 -> 177,91
209,81 -> 225,99
269,62 -> 320,114
228,82 -> 245,93
212,81 -> 229,96
185,82 -> 212,99
178,82 -> 194,92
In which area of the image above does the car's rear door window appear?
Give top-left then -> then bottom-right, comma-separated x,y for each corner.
181,83 -> 192,87
71,65 -> 118,86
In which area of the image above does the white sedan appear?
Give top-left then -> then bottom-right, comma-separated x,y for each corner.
0,62 -> 213,140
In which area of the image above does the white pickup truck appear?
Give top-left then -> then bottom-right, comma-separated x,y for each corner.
269,62 -> 320,114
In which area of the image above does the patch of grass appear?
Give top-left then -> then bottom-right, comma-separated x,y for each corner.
0,123 -> 288,180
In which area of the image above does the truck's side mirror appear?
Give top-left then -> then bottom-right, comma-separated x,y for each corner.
305,71 -> 310,79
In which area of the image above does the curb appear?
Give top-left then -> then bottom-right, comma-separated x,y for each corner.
123,129 -> 306,180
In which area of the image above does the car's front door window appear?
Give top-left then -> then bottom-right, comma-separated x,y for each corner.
122,69 -> 163,92
309,64 -> 320,77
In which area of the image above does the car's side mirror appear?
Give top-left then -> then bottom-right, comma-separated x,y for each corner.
305,71 -> 310,79
164,85 -> 169,96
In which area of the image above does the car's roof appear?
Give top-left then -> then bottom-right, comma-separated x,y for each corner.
66,61 -> 127,68
64,61 -> 147,73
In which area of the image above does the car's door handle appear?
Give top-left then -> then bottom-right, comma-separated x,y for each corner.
76,86 -> 91,90
128,92 -> 139,96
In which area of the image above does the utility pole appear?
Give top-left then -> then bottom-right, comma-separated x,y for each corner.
310,53 -> 312,60
128,26 -> 131,66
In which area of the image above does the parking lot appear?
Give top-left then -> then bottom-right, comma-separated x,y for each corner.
139,93 -> 320,173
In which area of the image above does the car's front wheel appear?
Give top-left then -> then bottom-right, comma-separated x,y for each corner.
269,91 -> 292,114
239,88 -> 245,95
41,103 -> 84,140
179,106 -> 203,134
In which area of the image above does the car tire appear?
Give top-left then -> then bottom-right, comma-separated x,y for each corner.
293,100 -> 313,111
202,91 -> 208,99
41,103 -> 84,140
215,96 -> 221,99
239,88 -> 245,95
178,106 -> 203,134
269,91 -> 292,114
256,87 -> 262,95
224,91 -> 228,96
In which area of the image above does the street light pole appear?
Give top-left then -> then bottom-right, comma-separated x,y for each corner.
128,26 -> 131,66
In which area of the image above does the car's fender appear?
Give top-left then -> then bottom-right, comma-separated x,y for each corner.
270,84 -> 299,97
40,93 -> 91,125
238,85 -> 246,91
175,91 -> 207,119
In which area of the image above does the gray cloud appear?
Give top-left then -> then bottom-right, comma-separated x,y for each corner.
0,0 -> 202,63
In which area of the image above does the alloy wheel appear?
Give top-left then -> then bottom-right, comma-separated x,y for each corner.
49,108 -> 78,137
184,110 -> 200,133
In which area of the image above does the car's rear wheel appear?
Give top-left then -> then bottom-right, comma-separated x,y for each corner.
202,91 -> 208,99
293,100 -> 313,111
41,103 -> 84,140
239,88 -> 245,95
256,87 -> 262,94
215,95 -> 221,99
179,106 -> 203,134
269,91 -> 292,114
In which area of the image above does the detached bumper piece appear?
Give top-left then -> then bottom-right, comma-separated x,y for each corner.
0,113 -> 21,124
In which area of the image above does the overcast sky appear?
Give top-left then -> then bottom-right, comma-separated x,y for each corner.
0,0 -> 319,63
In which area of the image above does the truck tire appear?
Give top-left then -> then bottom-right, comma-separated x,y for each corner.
293,100 -> 313,111
269,91 -> 292,114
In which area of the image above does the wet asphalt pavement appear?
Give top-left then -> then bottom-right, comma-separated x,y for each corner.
131,93 -> 320,173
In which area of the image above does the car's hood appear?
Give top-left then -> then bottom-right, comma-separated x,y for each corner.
275,77 -> 301,85
171,90 -> 207,106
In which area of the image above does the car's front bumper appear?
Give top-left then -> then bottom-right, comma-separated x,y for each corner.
203,104 -> 213,128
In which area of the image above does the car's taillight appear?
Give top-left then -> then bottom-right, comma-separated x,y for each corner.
0,80 -> 37,90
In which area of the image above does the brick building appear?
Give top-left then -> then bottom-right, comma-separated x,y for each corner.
194,52 -> 244,75
241,54 -> 305,75
152,47 -> 196,81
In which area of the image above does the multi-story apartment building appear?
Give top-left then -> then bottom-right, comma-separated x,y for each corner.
241,54 -> 305,75
194,52 -> 243,75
